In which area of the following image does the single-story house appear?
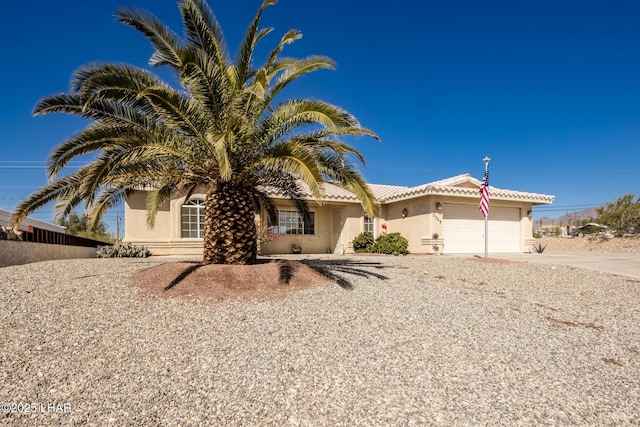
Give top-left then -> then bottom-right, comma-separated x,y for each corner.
124,173 -> 554,256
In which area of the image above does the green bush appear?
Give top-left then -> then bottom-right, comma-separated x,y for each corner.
372,232 -> 409,255
352,231 -> 375,253
97,242 -> 151,258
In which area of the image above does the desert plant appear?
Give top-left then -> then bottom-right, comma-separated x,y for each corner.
97,242 -> 151,258
256,219 -> 279,248
595,193 -> 640,236
11,0 -> 378,265
431,232 -> 440,240
532,242 -> 547,253
352,231 -> 375,253
372,232 -> 409,255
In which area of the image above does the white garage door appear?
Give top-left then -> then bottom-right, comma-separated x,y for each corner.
442,204 -> 521,254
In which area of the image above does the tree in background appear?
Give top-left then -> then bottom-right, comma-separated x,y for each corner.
595,194 -> 640,236
57,212 -> 111,242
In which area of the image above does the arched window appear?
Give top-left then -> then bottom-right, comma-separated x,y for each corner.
181,199 -> 205,238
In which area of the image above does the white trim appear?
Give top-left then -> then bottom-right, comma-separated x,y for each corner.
180,198 -> 205,239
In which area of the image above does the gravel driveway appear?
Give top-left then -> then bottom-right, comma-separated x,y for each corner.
1,256 -> 639,426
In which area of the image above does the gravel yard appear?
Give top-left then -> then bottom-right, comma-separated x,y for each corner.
1,255 -> 639,426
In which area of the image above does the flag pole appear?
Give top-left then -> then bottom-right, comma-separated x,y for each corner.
483,156 -> 491,258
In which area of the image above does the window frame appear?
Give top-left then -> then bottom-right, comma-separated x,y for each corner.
180,198 -> 205,239
363,213 -> 375,234
270,209 -> 315,235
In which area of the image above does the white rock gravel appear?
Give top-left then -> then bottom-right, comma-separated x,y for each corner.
1,256 -> 639,426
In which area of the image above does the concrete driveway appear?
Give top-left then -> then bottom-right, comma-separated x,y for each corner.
478,253 -> 640,280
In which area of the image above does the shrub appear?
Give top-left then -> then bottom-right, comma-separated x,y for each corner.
532,242 -> 547,253
372,232 -> 409,255
97,242 -> 151,258
352,231 -> 375,253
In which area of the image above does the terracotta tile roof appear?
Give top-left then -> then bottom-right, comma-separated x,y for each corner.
262,181 -> 361,201
367,184 -> 408,200
262,173 -> 554,205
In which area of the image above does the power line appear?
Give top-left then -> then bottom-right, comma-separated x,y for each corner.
534,203 -> 601,210
1,160 -> 638,174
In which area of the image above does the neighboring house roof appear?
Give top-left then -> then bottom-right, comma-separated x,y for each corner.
263,173 -> 554,205
0,207 -> 67,233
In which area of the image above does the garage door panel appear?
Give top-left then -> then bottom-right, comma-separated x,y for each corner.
443,205 -> 520,253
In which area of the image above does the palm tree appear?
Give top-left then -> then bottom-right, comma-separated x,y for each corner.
12,0 -> 378,265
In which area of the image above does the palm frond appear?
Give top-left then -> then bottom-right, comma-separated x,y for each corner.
33,93 -> 86,116
87,187 -> 129,230
253,141 -> 325,200
265,56 -> 335,104
145,184 -> 175,227
205,131 -> 232,180
115,7 -> 184,68
179,0 -> 229,68
10,173 -> 88,229
137,86 -> 210,142
319,157 -> 378,218
72,64 -> 164,112
257,173 -> 310,219
235,0 -> 278,86
264,29 -> 302,71
259,99 -> 365,147
179,46 -> 230,126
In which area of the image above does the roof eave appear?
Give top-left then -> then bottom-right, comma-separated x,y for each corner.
381,186 -> 555,204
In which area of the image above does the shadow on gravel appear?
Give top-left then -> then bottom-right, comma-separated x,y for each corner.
300,259 -> 389,290
164,262 -> 203,291
151,258 -> 389,292
277,259 -> 298,285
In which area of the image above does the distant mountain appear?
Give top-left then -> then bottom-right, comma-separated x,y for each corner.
535,208 -> 597,226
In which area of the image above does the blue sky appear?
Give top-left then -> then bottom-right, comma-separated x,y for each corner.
2,0 -> 640,233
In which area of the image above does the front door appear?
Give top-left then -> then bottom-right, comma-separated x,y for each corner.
332,209 -> 342,254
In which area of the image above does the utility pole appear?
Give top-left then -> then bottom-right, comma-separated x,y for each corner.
116,212 -> 121,241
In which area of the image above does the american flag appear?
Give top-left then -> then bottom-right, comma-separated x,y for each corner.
479,163 -> 490,218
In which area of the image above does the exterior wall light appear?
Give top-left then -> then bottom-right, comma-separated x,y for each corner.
436,202 -> 443,210
401,208 -> 408,218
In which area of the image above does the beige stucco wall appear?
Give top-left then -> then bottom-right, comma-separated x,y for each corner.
520,204 -> 535,252
259,202 -> 336,255
380,196 -> 435,254
0,240 -> 97,267
125,189 -> 208,256
125,190 -> 171,241
125,190 -> 346,256
124,189 -> 539,256
374,196 -> 535,254
429,196 -> 535,253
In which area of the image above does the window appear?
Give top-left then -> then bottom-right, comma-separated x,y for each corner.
363,214 -> 374,233
270,210 -> 315,235
181,199 -> 205,238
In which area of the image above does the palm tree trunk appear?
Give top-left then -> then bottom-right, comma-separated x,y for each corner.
203,181 -> 257,265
